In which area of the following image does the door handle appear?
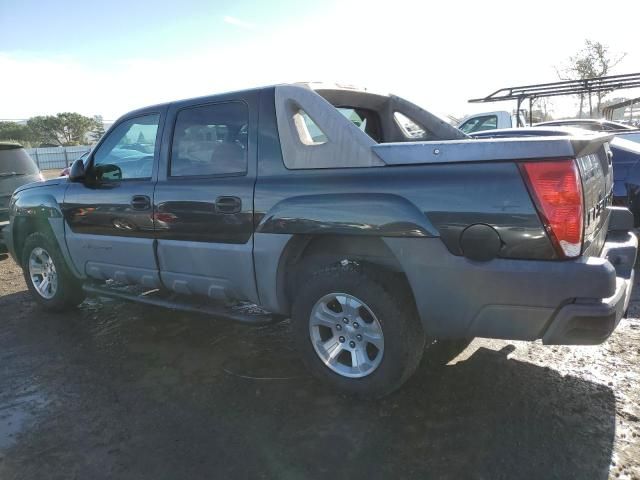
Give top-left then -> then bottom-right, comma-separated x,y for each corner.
215,196 -> 241,214
131,195 -> 151,210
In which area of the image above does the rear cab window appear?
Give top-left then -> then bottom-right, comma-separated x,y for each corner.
0,145 -> 39,175
170,102 -> 248,177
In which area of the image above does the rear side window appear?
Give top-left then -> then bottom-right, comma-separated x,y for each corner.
295,110 -> 327,145
170,102 -> 248,177
0,147 -> 39,175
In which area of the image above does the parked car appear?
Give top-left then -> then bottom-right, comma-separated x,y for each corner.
535,119 -> 640,143
457,110 -> 527,133
5,84 -> 637,396
472,127 -> 640,225
0,143 -> 43,255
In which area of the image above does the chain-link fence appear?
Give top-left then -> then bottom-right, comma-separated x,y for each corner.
25,145 -> 92,170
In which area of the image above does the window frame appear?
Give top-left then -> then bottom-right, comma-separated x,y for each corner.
167,100 -> 250,180
88,112 -> 162,184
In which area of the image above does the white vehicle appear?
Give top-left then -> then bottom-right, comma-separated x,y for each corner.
457,111 -> 527,134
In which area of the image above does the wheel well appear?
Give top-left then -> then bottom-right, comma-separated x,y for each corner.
278,234 -> 415,313
12,216 -> 52,262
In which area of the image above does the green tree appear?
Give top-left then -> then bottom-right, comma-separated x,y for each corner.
27,112 -> 99,146
91,115 -> 106,143
0,121 -> 36,145
556,40 -> 626,117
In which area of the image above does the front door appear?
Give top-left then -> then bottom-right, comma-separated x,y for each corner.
153,97 -> 258,302
62,111 -> 164,287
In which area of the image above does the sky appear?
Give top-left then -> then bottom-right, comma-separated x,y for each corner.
1,0 -> 639,122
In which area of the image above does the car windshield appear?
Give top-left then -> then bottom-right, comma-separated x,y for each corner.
0,146 -> 39,175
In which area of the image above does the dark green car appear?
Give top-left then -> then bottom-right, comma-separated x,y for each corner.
0,143 -> 43,254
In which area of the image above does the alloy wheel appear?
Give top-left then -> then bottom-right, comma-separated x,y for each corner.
309,292 -> 384,378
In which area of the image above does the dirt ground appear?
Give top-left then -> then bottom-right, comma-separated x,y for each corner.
0,257 -> 639,480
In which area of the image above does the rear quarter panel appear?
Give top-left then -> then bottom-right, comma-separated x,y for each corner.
255,163 -> 553,260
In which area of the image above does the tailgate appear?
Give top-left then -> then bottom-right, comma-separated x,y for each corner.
576,137 -> 614,256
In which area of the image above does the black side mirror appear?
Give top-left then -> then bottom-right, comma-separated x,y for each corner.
68,158 -> 86,182
95,164 -> 122,182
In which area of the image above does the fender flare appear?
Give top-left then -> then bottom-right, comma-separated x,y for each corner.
10,189 -> 81,277
255,193 -> 438,237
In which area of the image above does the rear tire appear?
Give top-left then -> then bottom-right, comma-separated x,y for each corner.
291,262 -> 425,397
21,231 -> 85,312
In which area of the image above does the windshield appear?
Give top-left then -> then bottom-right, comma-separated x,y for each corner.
0,147 -> 39,175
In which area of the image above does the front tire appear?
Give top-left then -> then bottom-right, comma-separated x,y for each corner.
291,263 -> 425,397
21,232 -> 85,312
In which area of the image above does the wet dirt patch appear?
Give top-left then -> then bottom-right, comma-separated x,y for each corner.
0,257 -> 639,479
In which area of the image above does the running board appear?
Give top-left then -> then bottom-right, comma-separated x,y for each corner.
82,284 -> 282,325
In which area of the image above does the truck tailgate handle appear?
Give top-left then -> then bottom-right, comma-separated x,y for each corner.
131,195 -> 151,210
215,196 -> 241,214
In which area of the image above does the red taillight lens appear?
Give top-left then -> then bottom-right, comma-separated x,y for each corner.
520,159 -> 583,258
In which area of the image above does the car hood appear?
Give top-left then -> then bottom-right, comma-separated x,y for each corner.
0,173 -> 46,197
11,176 -> 65,195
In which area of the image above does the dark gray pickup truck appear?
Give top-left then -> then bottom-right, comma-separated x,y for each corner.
5,83 -> 637,396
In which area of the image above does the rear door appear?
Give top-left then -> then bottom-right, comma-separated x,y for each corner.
63,109 -> 165,286
153,92 -> 259,303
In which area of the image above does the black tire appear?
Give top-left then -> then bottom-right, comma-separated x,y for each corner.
423,338 -> 473,366
291,262 -> 425,397
21,231 -> 85,312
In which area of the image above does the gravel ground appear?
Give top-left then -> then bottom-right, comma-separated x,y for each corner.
0,256 -> 639,479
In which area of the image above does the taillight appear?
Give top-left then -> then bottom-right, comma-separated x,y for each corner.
519,159 -> 583,259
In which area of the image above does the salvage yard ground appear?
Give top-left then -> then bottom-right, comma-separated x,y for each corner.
0,257 -> 639,479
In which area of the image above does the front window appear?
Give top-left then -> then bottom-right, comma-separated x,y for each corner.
92,114 -> 160,181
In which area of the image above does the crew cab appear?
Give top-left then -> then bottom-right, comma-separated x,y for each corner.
6,83 -> 637,397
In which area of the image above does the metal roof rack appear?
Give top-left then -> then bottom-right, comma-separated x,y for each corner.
603,96 -> 640,122
468,72 -> 640,126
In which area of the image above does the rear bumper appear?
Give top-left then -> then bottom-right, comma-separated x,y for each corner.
383,208 -> 638,345
542,230 -> 636,344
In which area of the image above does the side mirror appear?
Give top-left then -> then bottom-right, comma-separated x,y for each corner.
68,158 -> 86,182
95,164 -> 122,182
